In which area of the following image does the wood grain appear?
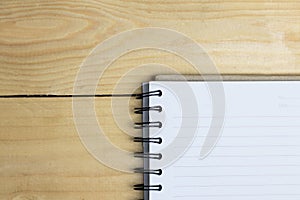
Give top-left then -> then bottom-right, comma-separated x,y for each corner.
0,97 -> 142,200
1,0 -> 300,200
1,0 -> 300,94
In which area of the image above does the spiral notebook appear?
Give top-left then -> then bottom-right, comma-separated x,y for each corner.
135,77 -> 300,200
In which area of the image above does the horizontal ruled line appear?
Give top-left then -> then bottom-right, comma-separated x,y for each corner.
174,174 -> 300,178
173,194 -> 300,198
174,164 -> 300,168
174,183 -> 300,188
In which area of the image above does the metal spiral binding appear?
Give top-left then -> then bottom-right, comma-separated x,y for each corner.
134,89 -> 163,194
134,152 -> 162,160
136,90 -> 162,99
134,168 -> 163,175
134,105 -> 162,114
133,137 -> 162,144
134,184 -> 162,191
134,121 -> 162,129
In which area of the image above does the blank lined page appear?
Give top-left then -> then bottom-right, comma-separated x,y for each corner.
147,81 -> 300,200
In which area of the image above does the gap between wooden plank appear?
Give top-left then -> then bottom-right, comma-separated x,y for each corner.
0,94 -> 138,98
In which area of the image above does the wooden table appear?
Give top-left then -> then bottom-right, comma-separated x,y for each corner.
1,1 -> 300,199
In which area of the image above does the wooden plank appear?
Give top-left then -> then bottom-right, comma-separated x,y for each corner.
0,97 -> 143,200
1,0 -> 300,94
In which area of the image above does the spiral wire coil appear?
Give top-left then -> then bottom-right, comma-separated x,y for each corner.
133,90 -> 163,195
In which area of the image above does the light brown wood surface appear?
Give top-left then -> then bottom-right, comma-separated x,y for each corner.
1,0 -> 300,199
0,97 -> 143,200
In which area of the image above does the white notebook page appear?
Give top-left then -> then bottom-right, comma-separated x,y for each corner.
147,81 -> 300,200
